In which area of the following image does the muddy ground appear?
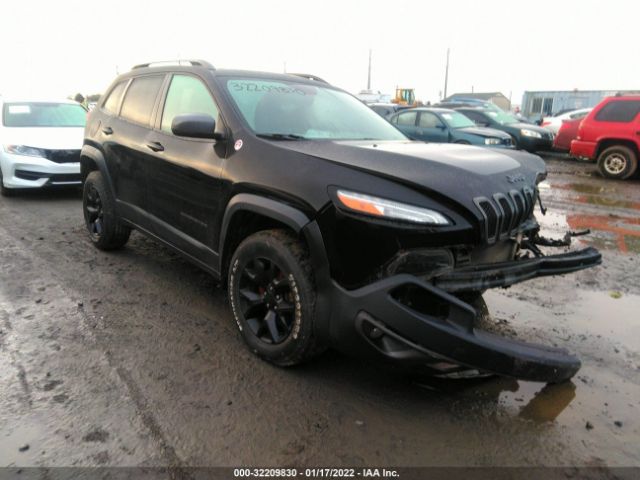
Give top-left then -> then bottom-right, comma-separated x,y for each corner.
0,155 -> 639,470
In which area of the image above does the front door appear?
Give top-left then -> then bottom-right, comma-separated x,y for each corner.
145,74 -> 225,268
416,111 -> 449,143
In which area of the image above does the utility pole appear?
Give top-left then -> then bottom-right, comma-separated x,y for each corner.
367,49 -> 372,91
283,61 -> 287,73
443,48 -> 450,99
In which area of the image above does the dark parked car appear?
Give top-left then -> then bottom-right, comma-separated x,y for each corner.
388,108 -> 513,147
80,60 -> 601,382
456,107 -> 553,152
368,102 -> 411,118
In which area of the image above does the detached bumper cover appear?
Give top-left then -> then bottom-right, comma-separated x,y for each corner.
329,247 -> 601,383
434,247 -> 602,293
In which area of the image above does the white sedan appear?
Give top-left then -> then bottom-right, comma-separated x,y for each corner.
541,108 -> 592,134
0,98 -> 86,196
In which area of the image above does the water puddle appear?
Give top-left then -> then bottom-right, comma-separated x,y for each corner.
535,195 -> 640,254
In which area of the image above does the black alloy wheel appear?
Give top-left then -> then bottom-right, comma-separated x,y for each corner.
82,170 -> 130,250
238,257 -> 296,345
84,184 -> 104,240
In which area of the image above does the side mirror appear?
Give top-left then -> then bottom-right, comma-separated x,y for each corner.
171,114 -> 224,140
435,124 -> 446,130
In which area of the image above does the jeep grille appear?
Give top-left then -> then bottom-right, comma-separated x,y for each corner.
474,187 -> 536,243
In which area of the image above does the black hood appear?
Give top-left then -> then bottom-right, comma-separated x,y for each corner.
274,140 -> 545,220
279,140 -> 544,187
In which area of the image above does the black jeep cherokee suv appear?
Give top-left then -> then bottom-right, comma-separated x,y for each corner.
81,60 -> 601,382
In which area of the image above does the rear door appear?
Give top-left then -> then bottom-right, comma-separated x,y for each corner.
416,111 -> 449,142
391,110 -> 418,138
103,74 -> 165,227
144,73 -> 226,270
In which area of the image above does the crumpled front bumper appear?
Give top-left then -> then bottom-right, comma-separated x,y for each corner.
328,247 -> 602,383
433,247 -> 601,293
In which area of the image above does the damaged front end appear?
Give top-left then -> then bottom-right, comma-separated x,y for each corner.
319,187 -> 602,383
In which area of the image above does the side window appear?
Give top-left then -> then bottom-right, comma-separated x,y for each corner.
396,111 -> 417,126
462,111 -> 483,124
418,112 -> 442,128
161,75 -> 219,133
120,75 -> 164,126
594,101 -> 640,123
103,81 -> 127,115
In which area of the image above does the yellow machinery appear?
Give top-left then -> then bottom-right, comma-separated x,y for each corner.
392,88 -> 416,106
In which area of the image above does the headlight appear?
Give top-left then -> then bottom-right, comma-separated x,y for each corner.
484,138 -> 502,145
336,189 -> 450,225
520,129 -> 542,138
3,145 -> 47,157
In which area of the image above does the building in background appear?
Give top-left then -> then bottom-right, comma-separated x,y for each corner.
521,89 -> 640,119
443,92 -> 511,111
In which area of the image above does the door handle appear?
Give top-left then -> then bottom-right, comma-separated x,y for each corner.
102,126 -> 113,135
146,141 -> 164,152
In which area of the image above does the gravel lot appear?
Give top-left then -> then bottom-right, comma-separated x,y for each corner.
1,154 -> 639,470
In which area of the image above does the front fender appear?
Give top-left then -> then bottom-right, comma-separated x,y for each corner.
218,194 -> 332,343
218,193 -> 311,262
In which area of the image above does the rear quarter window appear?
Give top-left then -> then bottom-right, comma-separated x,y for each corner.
102,81 -> 127,115
594,100 -> 640,123
119,75 -> 164,126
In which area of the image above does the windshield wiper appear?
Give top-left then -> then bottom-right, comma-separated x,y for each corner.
257,133 -> 307,140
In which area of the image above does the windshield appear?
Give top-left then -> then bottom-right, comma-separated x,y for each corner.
224,78 -> 407,141
440,111 -> 475,128
3,102 -> 87,127
485,109 -> 519,125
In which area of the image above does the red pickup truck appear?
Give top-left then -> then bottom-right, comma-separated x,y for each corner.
571,96 -> 640,180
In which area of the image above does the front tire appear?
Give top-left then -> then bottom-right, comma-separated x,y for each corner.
83,171 -> 131,250
597,145 -> 638,180
228,229 -> 322,366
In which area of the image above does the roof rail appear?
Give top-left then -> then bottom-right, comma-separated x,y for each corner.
132,59 -> 215,70
288,73 -> 329,84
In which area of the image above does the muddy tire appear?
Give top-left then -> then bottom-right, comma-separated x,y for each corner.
82,171 -> 131,250
597,145 -> 638,180
228,229 -> 322,366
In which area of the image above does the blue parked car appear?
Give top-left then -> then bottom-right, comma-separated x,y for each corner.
388,107 -> 513,147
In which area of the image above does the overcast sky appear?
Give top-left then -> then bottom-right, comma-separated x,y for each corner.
1,0 -> 637,106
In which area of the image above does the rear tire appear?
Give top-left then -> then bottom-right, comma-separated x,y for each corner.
597,145 -> 638,180
82,170 -> 131,250
228,229 -> 323,366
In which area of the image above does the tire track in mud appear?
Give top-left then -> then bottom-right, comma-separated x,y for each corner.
0,225 -> 192,476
